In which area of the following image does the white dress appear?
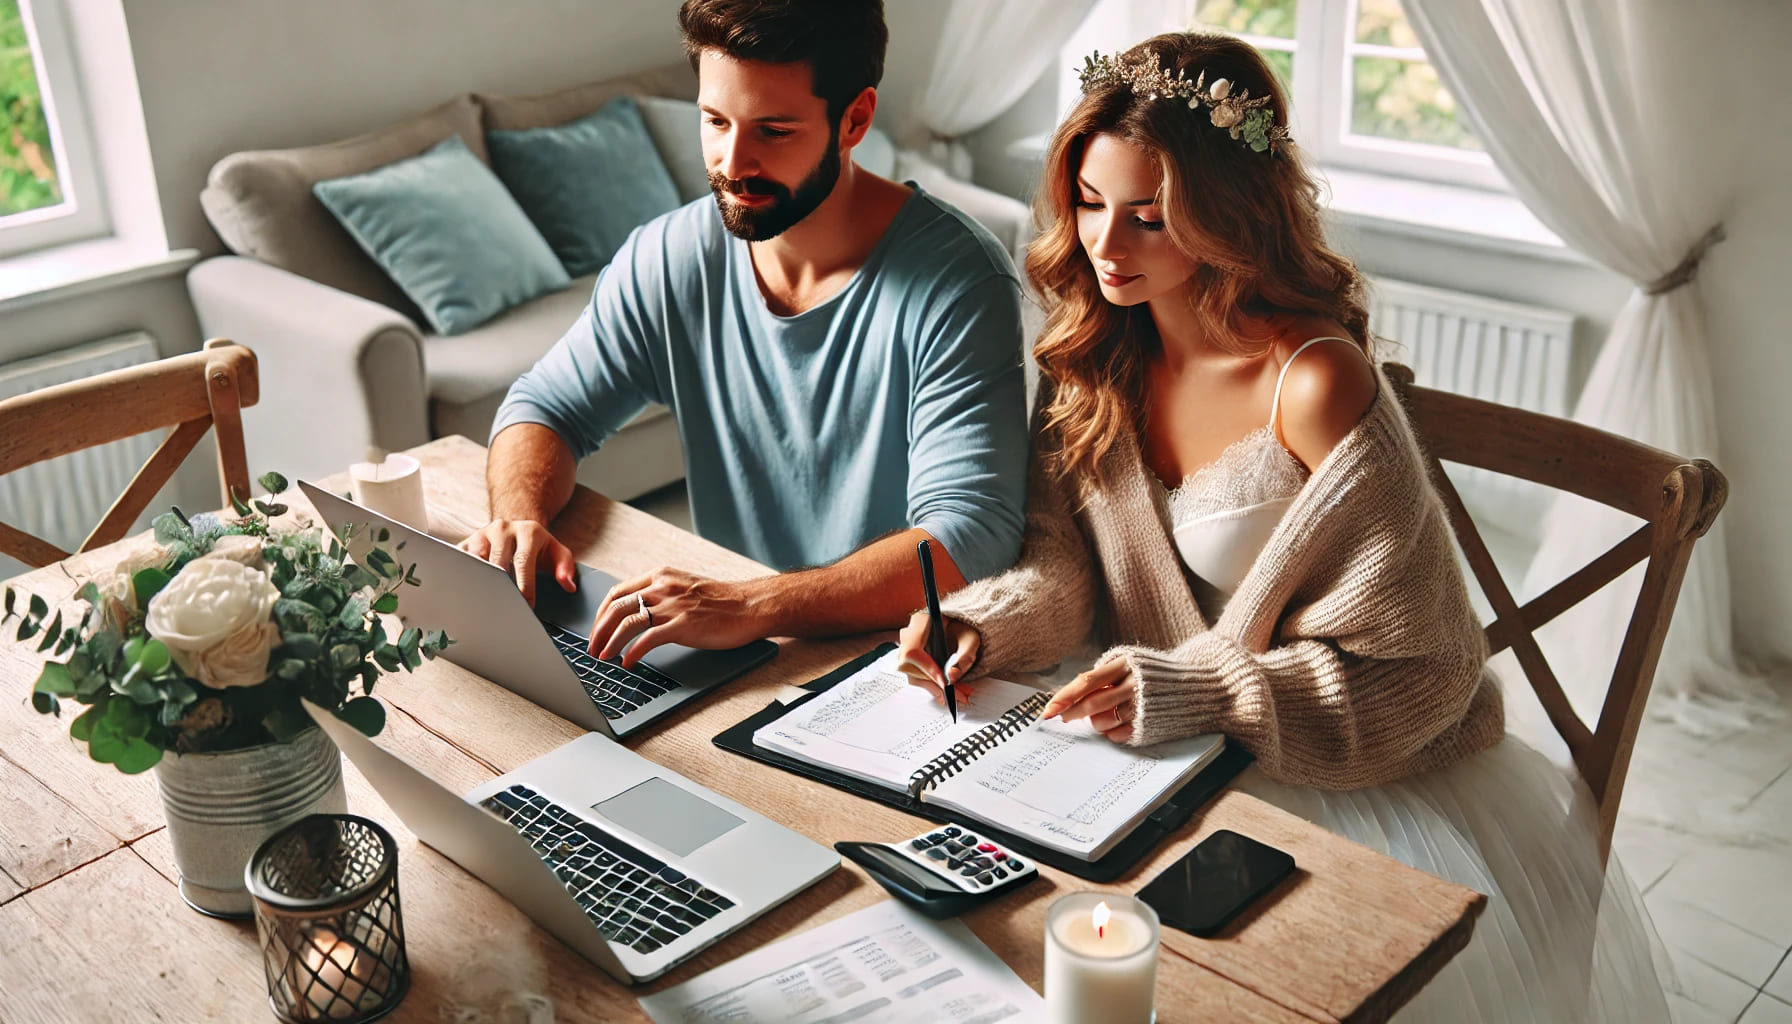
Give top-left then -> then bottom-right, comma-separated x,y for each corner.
1157,338 -> 1671,1022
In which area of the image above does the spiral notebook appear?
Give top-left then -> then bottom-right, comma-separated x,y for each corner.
751,650 -> 1226,862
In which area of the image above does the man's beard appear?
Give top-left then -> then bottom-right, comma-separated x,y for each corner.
709,135 -> 842,242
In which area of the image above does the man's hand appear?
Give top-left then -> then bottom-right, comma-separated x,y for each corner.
1040,658 -> 1137,744
589,567 -> 770,666
459,519 -> 578,607
894,608 -> 981,704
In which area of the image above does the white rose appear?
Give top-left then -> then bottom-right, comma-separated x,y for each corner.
145,559 -> 281,683
188,620 -> 281,688
201,534 -> 265,567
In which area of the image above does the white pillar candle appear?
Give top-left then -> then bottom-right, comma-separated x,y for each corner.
1044,892 -> 1160,1024
349,451 -> 428,531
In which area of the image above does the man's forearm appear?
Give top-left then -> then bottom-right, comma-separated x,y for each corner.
743,527 -> 969,638
487,423 -> 579,524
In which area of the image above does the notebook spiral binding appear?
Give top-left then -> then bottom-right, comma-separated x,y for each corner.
905,690 -> 1052,799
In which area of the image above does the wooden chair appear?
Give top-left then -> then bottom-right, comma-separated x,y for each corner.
1383,362 -> 1727,859
0,338 -> 259,568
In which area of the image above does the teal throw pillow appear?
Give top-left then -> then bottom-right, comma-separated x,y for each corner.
312,135 -> 569,335
487,96 -> 682,277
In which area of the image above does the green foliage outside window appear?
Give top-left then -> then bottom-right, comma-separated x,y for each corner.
1192,0 -> 1480,152
1,0 -> 63,217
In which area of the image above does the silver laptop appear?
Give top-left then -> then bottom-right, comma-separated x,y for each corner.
304,700 -> 838,984
298,481 -> 777,738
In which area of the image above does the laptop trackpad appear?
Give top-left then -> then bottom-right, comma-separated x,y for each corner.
592,777 -> 743,857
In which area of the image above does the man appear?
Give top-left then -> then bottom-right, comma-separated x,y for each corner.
464,0 -> 1028,667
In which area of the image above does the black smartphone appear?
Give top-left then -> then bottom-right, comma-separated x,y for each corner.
1136,829 -> 1296,937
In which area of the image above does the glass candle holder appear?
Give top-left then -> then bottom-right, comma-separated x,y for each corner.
246,814 -> 410,1023
1044,891 -> 1161,1024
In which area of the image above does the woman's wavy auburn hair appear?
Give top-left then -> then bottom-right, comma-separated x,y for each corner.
1029,32 -> 1371,485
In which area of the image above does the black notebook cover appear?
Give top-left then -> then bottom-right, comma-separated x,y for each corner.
713,644 -> 1254,883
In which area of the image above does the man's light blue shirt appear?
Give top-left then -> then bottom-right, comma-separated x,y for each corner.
492,186 -> 1029,580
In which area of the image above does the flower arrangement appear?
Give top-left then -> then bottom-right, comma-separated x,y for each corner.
3,473 -> 451,773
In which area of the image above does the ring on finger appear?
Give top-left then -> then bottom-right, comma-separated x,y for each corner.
636,593 -> 654,628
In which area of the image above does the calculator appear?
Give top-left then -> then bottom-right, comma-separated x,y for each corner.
835,825 -> 1040,919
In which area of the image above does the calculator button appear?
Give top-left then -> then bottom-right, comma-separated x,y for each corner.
926,832 -> 947,844
992,866 -> 1008,879
926,848 -> 948,860
1008,860 -> 1025,872
960,835 -> 977,845
976,871 -> 995,885
992,852 -> 1007,861
960,866 -> 981,877
943,827 -> 961,837
910,839 -> 931,851
968,856 -> 995,870
977,843 -> 996,853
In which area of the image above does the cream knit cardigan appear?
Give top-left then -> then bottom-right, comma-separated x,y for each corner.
941,370 -> 1504,790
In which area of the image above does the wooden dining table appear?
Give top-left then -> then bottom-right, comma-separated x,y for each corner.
0,436 -> 1485,1023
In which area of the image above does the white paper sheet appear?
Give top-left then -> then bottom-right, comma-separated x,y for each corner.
637,900 -> 1043,1024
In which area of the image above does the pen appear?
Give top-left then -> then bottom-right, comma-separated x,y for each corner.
917,539 -> 956,723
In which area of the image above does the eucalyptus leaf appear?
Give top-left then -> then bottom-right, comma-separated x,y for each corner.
3,587 -> 14,620
116,678 -> 158,705
28,593 -> 48,620
30,692 -> 57,715
275,598 -> 326,633
258,471 -> 289,495
34,661 -> 75,697
89,631 -> 121,670
280,633 -> 323,659
35,611 -> 63,653
88,732 -> 124,764
131,568 -> 172,609
74,582 -> 100,607
152,511 -> 191,545
165,678 -> 198,707
137,639 -> 171,675
159,701 -> 187,727
70,708 -> 97,741
372,593 -> 398,615
337,696 -> 386,737
114,738 -> 162,774
101,695 -> 150,739
330,643 -> 362,671
15,618 -> 39,643
230,490 -> 254,517
372,648 -> 401,673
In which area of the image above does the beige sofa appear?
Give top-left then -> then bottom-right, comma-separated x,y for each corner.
186,63 -> 1033,502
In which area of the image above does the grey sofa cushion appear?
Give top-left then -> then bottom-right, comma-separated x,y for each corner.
201,95 -> 489,324
478,63 -> 698,132
425,272 -> 599,406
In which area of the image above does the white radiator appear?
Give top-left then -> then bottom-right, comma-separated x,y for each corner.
0,332 -> 161,579
1368,278 -> 1579,541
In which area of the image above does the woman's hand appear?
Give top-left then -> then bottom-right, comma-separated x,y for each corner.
1041,658 -> 1137,743
895,609 -> 981,704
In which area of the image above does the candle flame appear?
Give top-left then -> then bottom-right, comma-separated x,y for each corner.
1092,900 -> 1111,939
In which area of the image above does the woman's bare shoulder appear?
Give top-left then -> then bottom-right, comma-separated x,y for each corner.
1270,329 -> 1377,471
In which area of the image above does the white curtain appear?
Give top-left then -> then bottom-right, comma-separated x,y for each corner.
914,0 -> 1101,178
1403,0 -> 1777,731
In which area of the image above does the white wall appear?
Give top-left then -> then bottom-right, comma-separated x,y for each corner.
961,0 -> 1792,665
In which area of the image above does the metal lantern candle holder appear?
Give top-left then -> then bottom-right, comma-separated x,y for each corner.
247,814 -> 410,1023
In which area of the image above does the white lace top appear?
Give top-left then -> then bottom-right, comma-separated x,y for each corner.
1157,337 -> 1357,619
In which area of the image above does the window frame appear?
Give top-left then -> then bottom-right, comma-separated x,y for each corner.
1,0 -> 109,259
1068,0 -> 1506,192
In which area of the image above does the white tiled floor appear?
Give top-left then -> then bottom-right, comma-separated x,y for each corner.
629,485 -> 1792,1023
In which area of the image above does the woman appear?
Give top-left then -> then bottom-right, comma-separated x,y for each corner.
896,32 -> 1669,1022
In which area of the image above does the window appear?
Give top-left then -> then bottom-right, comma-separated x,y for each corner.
0,0 -> 106,257
1193,0 -> 1496,187
1065,0 -> 1500,191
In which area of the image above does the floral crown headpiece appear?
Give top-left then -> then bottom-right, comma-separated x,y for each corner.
1077,50 -> 1290,154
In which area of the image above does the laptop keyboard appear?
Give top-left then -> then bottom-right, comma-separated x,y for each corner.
479,784 -> 736,955
542,622 -> 682,720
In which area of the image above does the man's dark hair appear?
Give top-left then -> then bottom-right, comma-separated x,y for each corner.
679,0 -> 887,122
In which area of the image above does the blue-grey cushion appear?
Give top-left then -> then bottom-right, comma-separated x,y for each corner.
487,97 -> 681,277
312,135 -> 569,335
635,95 -> 709,204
